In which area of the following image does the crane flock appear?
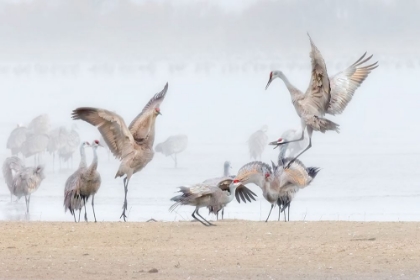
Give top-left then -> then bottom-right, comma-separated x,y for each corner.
2,34 -> 377,225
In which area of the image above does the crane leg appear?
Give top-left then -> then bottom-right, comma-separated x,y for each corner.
92,195 -> 97,223
192,210 -> 209,226
265,204 -> 274,222
278,204 -> 281,221
196,209 -> 215,226
83,197 -> 88,222
285,128 -> 313,168
221,208 -> 224,220
120,177 -> 129,221
288,204 -> 290,222
78,209 -> 81,223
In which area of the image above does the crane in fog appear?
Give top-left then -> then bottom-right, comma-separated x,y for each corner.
6,124 -> 27,156
247,125 -> 268,160
64,141 -> 90,222
2,156 -> 45,214
72,83 -> 168,221
79,140 -> 102,222
20,133 -> 49,165
169,180 -> 257,226
203,161 -> 234,220
58,124 -> 80,169
266,34 -> 378,167
155,134 -> 188,168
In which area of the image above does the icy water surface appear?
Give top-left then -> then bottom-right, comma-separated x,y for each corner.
0,66 -> 419,222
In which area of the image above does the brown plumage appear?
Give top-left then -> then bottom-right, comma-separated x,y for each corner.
71,83 -> 168,221
266,34 -> 378,167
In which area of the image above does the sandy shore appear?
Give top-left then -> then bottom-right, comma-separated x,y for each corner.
0,221 -> 419,279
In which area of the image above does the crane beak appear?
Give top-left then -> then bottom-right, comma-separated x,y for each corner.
265,78 -> 273,90
269,140 -> 281,149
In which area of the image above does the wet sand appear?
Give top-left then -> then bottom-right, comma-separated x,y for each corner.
0,221 -> 419,279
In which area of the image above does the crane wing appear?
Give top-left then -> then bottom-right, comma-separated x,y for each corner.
327,53 -> 378,115
71,108 -> 134,160
280,158 -> 312,188
302,34 -> 331,114
216,179 -> 258,203
128,83 -> 168,142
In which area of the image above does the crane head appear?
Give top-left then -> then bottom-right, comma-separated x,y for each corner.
92,139 -> 103,148
154,107 -> 162,116
269,138 -> 283,149
265,71 -> 281,90
82,141 -> 91,147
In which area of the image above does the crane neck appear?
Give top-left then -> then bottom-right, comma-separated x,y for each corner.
278,72 -> 302,101
79,145 -> 87,169
225,183 -> 238,203
86,146 -> 98,175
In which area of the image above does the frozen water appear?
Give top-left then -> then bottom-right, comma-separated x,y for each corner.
0,63 -> 418,222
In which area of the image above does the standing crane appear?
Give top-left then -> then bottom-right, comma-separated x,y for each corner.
47,126 -> 68,171
169,180 -> 257,226
247,125 -> 268,160
265,34 -> 378,167
2,157 -> 45,214
203,161 -> 233,220
273,157 -> 320,222
2,156 -> 25,201
58,124 -> 80,169
20,133 -> 49,166
79,140 -> 102,222
6,124 -> 27,156
64,141 -> 90,222
155,134 -> 188,168
71,83 -> 168,221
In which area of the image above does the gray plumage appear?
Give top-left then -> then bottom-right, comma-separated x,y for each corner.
3,157 -> 45,213
274,157 -> 320,222
63,141 -> 90,222
247,125 -> 268,160
266,34 -> 378,166
79,140 -> 102,222
203,161 -> 234,219
6,125 -> 27,156
155,134 -> 188,167
58,126 -> 80,168
20,133 -> 49,165
169,180 -> 257,226
28,114 -> 50,135
72,82 -> 168,221
47,126 -> 69,170
2,156 -> 25,201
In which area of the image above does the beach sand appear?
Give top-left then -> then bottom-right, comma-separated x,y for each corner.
0,221 -> 419,279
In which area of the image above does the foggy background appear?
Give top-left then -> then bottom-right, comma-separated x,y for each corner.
0,0 -> 418,222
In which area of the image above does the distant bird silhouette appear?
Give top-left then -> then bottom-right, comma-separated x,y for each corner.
6,124 -> 27,156
247,125 -> 268,160
155,134 -> 188,168
2,157 -> 45,214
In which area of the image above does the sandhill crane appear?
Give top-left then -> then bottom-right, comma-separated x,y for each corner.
64,141 -> 90,222
72,83 -> 168,221
2,157 -> 45,214
266,34 -> 378,167
6,124 -> 27,156
47,126 -> 68,171
79,140 -> 102,222
169,180 -> 257,226
272,157 -> 320,222
247,125 -> 268,160
229,161 -> 279,222
155,134 -> 188,168
58,125 -> 80,169
20,132 -> 49,165
203,161 -> 233,220
2,156 -> 25,201
28,114 -> 50,135
279,129 -> 307,158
